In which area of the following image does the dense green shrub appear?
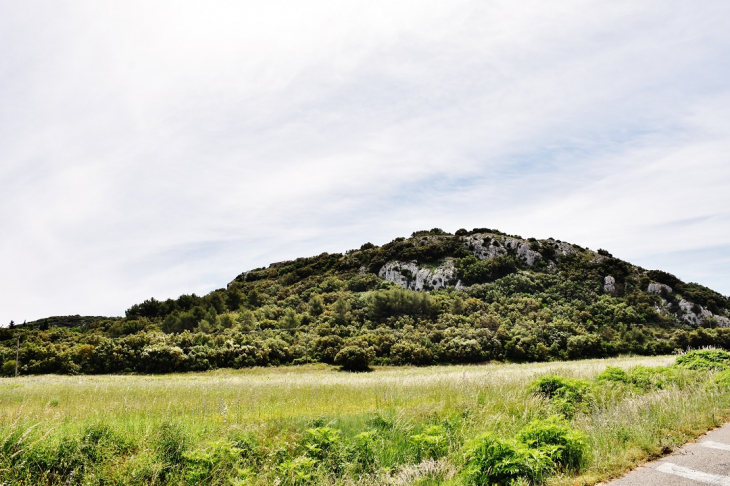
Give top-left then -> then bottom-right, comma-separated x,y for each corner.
302,427 -> 347,475
390,341 -> 434,365
410,425 -> 448,460
531,376 -> 594,417
334,346 -> 374,372
463,434 -> 553,485
676,349 -> 730,371
456,255 -> 519,285
596,365 -> 678,390
516,417 -> 587,471
595,366 -> 629,384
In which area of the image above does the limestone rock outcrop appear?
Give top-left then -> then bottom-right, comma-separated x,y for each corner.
604,276 -> 616,293
378,258 -> 462,291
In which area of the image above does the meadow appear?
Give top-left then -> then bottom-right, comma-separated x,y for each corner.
2,354 -> 730,485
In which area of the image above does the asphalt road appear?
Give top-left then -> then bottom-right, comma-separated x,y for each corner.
606,423 -> 730,486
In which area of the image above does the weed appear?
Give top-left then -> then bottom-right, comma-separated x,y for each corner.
516,416 -> 587,471
463,434 -> 553,485
530,375 -> 594,417
80,423 -> 133,463
366,413 -> 395,430
410,425 -> 448,461
349,430 -> 377,471
303,427 -> 341,461
277,456 -> 317,486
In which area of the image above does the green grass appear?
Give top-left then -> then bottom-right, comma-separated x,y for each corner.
2,355 -> 730,485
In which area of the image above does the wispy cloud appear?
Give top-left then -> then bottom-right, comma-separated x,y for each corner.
2,1 -> 730,323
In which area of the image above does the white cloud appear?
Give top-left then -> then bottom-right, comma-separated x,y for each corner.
1,1 -> 730,323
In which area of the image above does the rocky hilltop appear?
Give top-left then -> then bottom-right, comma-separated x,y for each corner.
5,227 -> 730,375
233,228 -> 730,329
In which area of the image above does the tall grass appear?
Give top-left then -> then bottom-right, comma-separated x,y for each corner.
1,355 -> 729,485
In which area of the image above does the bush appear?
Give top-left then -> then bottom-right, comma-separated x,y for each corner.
2,360 -> 15,376
463,434 -> 553,486
596,365 -> 677,390
390,341 -> 434,365
515,417 -> 587,471
311,335 -> 344,364
349,430 -> 377,471
303,427 -> 341,461
410,425 -> 448,460
531,376 -> 594,417
278,456 -> 317,486
334,346 -> 374,372
595,366 -> 629,384
676,349 -> 730,371
456,255 -> 518,285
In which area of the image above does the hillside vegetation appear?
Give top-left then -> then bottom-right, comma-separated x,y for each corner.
2,228 -> 730,375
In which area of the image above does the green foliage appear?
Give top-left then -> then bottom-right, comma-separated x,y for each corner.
304,427 -> 341,459
349,430 -> 377,471
456,255 -> 519,285
7,228 -> 730,377
596,365 -> 678,390
334,346 -> 374,372
676,349 -> 730,370
712,368 -> 730,388
595,366 -> 628,384
531,376 -> 594,417
366,287 -> 436,320
155,422 -> 188,465
410,425 -> 448,460
390,341 -> 434,365
2,360 -> 15,376
278,456 -> 317,486
515,417 -> 587,471
463,434 -> 553,486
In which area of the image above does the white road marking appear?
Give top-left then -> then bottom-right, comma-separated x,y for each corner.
701,441 -> 730,452
657,462 -> 730,486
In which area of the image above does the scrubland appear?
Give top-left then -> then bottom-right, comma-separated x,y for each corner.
2,353 -> 730,485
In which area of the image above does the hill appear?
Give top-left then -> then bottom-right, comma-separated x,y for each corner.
3,227 -> 729,375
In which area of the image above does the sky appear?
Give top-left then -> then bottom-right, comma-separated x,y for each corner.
1,1 -> 730,324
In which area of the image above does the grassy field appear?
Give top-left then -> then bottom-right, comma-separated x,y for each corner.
2,355 -> 730,485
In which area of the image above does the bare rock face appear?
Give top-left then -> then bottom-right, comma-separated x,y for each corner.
542,238 -> 578,259
378,258 -> 462,291
678,299 -> 730,327
647,282 -> 672,294
604,276 -> 617,293
462,234 -> 543,266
